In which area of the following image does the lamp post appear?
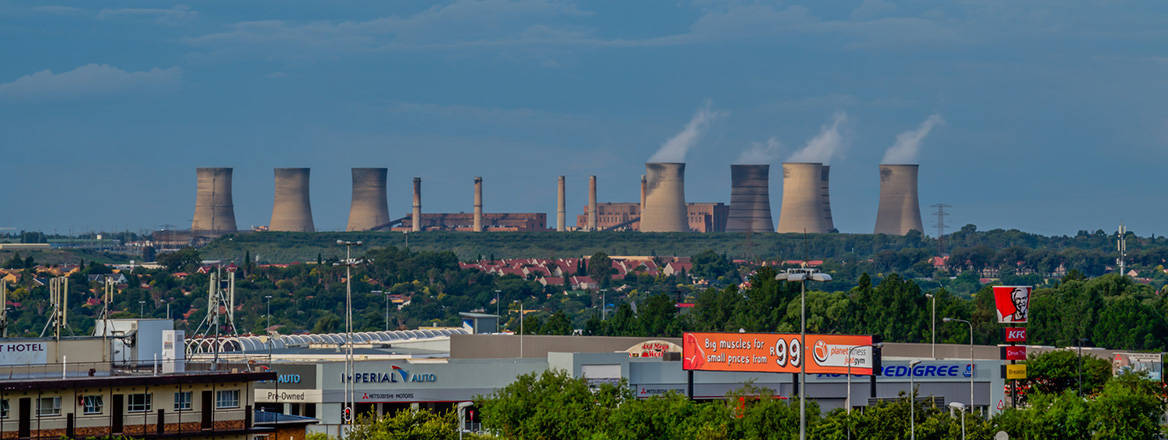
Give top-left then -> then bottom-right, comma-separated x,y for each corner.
138,300 -> 145,317
925,292 -> 936,359
909,359 -> 921,440
847,343 -> 880,440
944,317 -> 975,413
948,402 -> 966,440
600,288 -> 608,320
264,295 -> 273,362
512,300 -> 524,357
1078,337 -> 1089,397
337,240 -> 363,431
775,266 -> 832,440
494,290 -> 501,317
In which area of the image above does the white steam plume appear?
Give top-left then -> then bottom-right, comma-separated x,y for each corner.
881,114 -> 944,164
735,137 -> 782,164
787,112 -> 848,164
649,102 -> 722,163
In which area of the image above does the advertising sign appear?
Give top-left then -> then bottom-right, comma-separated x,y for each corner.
1005,364 -> 1027,380
1004,346 -> 1027,361
625,340 -> 682,358
1113,353 -> 1163,380
682,332 -> 874,375
0,342 -> 47,366
1004,327 -> 1027,342
993,286 -> 1032,323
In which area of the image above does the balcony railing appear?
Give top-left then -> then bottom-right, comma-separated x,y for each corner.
0,360 -> 264,382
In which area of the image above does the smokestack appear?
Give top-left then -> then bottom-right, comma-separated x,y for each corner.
640,162 -> 688,232
874,164 -> 924,235
640,175 -> 647,214
192,168 -> 237,234
557,176 -> 566,232
411,177 -> 422,232
588,176 -> 598,231
269,168 -> 315,232
473,177 -> 483,232
346,168 -> 390,231
820,165 -> 835,232
776,162 -> 831,233
726,164 -> 774,233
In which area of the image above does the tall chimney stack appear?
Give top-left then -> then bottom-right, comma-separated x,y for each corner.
473,177 -> 483,232
346,168 -> 390,231
640,162 -> 688,232
820,165 -> 835,232
725,164 -> 774,233
588,176 -> 598,231
776,162 -> 830,233
411,177 -> 422,232
192,167 -> 237,235
269,168 -> 315,232
557,176 -> 566,232
874,164 -> 924,235
640,175 -> 647,216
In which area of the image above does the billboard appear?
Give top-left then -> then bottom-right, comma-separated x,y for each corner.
682,332 -> 874,375
993,286 -> 1031,323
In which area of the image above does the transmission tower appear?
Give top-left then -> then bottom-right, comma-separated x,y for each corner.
930,203 -> 951,256
1117,224 -> 1127,276
190,267 -> 238,365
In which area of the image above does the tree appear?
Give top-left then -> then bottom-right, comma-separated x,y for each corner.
348,407 -> 460,440
541,311 -> 572,335
1024,349 -> 1111,396
158,247 -> 201,272
477,370 -> 628,440
587,252 -> 614,288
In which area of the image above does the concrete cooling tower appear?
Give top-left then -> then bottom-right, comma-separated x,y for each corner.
269,168 -> 315,232
874,164 -> 924,235
191,168 -> 237,234
346,168 -> 390,231
726,164 -> 774,233
640,162 -> 688,232
776,162 -> 832,233
820,165 -> 835,232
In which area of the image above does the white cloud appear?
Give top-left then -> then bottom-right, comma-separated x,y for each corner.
97,5 -> 197,22
0,64 -> 181,99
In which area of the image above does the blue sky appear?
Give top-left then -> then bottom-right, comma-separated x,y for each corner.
1,1 -> 1166,235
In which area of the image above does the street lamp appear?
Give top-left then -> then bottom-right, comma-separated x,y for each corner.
944,317 -> 975,414
775,266 -> 832,440
494,290 -> 501,317
847,343 -> 880,440
138,300 -> 146,317
1077,337 -> 1089,397
924,292 -> 936,359
909,359 -> 921,440
600,288 -> 608,320
336,240 -> 362,430
512,300 -> 524,358
948,402 -> 966,440
264,295 -> 273,362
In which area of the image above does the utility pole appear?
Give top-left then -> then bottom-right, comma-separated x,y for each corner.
1117,224 -> 1127,276
337,240 -> 363,434
931,203 -> 951,256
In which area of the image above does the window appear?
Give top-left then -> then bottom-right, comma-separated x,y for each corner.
215,390 -> 240,409
128,394 -> 152,413
83,395 -> 103,415
37,396 -> 61,416
0,400 -> 8,419
174,392 -> 192,411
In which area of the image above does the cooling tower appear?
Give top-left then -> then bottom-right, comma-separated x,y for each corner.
588,176 -> 598,231
346,168 -> 390,231
557,176 -> 566,232
191,168 -> 237,234
269,168 -> 315,232
874,164 -> 924,235
820,165 -> 836,232
411,177 -> 422,232
473,177 -> 483,232
640,163 -> 688,232
726,164 -> 774,233
776,162 -> 831,233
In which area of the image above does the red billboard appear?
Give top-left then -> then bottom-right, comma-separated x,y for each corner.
682,332 -> 874,375
1004,345 -> 1027,361
1005,327 -> 1027,342
993,286 -> 1031,323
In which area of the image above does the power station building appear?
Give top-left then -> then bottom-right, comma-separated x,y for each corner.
576,203 -> 726,232
397,213 -> 548,232
874,164 -> 925,235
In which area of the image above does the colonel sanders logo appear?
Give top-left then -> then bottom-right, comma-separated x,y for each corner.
993,286 -> 1031,323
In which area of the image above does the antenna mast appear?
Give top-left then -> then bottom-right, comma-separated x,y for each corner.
190,266 -> 238,364
1117,224 -> 1127,276
39,276 -> 70,342
0,281 -> 7,338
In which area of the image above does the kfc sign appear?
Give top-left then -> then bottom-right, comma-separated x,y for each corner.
993,286 -> 1031,323
1005,328 -> 1027,342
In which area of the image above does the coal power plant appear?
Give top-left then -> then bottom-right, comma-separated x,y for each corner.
874,164 -> 924,235
820,165 -> 835,232
269,168 -> 315,232
346,168 -> 390,231
640,162 -> 689,232
776,162 -> 833,233
725,164 -> 774,233
191,167 -> 237,235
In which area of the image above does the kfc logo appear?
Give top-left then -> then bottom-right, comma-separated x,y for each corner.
1005,327 -> 1027,342
993,286 -> 1031,323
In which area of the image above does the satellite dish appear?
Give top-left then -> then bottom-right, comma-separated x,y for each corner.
995,432 -> 1009,440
